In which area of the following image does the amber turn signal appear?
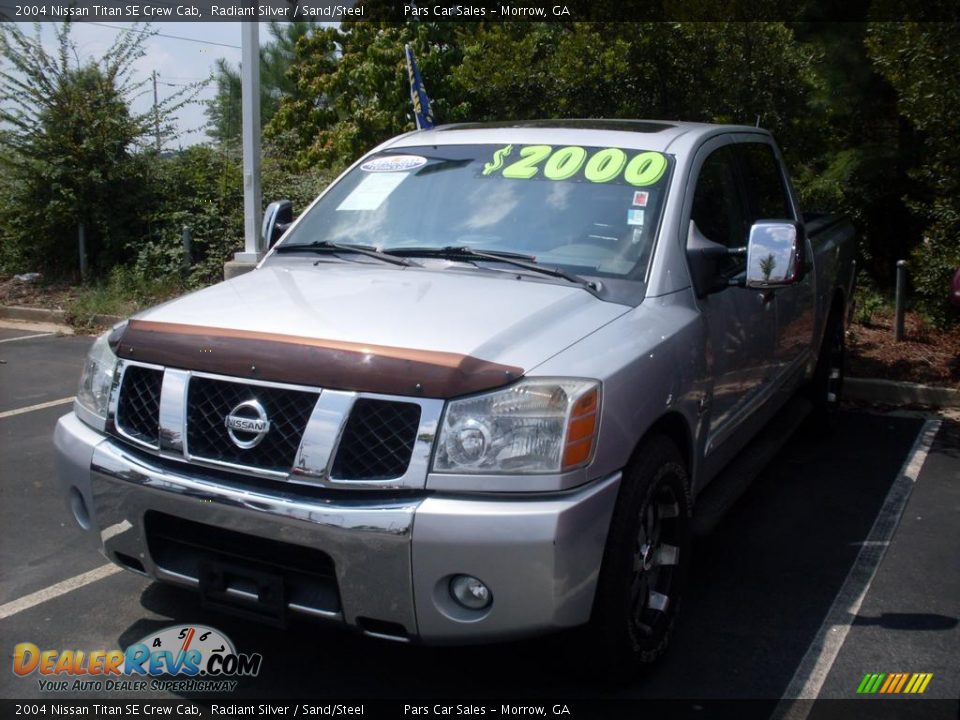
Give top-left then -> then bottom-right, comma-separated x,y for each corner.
562,388 -> 599,470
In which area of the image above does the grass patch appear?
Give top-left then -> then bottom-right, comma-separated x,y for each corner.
64,267 -> 185,330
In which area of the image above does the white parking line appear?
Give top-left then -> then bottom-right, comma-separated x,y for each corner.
773,418 -> 941,716
0,333 -> 54,343
0,396 -> 75,419
0,564 -> 122,620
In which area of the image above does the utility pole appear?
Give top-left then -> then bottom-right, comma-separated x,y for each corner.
225,19 -> 263,279
151,70 -> 161,153
237,21 -> 262,262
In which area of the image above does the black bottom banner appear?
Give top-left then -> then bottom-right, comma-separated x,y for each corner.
2,699 -> 959,720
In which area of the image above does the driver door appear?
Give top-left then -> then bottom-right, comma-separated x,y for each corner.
687,138 -> 778,459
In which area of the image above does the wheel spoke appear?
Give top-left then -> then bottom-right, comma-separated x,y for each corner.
633,545 -> 647,572
634,621 -> 654,637
648,504 -> 663,546
658,500 -> 680,519
648,591 -> 670,612
656,544 -> 680,566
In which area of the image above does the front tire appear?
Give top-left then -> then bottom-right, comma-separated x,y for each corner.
587,435 -> 692,678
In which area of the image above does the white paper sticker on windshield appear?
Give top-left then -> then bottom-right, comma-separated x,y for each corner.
360,155 -> 427,173
336,173 -> 409,212
627,209 -> 645,226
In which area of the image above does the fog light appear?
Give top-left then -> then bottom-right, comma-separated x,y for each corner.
449,575 -> 492,610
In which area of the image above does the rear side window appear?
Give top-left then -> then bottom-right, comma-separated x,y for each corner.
691,146 -> 744,249
690,145 -> 746,275
737,142 -> 793,223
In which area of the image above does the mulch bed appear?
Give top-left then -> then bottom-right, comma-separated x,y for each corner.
848,311 -> 960,389
0,275 -> 80,310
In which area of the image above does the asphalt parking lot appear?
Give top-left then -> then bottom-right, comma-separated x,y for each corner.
1,324 -> 957,715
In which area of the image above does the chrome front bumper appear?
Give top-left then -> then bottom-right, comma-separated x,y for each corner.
54,412 -> 621,644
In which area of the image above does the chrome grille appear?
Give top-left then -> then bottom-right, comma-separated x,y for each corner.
331,399 -> 421,480
116,366 -> 163,446
110,363 -> 437,487
186,377 -> 318,473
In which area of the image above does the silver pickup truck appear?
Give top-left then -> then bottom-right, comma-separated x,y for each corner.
54,120 -> 855,671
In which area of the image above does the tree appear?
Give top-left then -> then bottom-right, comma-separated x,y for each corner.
267,22 -> 473,170
269,21 -> 817,172
760,254 -> 777,281
0,23 -> 200,277
206,21 -> 318,144
866,18 -> 960,326
452,22 -> 815,135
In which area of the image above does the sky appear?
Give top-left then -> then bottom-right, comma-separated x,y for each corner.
10,22 -> 251,147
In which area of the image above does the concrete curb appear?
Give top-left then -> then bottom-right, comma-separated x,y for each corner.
0,305 -> 65,323
846,377 -> 960,409
0,305 -> 122,329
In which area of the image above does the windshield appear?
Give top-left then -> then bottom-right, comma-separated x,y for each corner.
280,143 -> 672,279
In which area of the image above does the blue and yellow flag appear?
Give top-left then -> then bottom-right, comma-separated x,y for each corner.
405,44 -> 435,130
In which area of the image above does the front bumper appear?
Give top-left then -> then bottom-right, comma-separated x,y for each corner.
54,412 -> 620,644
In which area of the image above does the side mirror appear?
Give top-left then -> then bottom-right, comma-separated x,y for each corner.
262,200 -> 294,249
686,220 -> 744,297
745,221 -> 804,289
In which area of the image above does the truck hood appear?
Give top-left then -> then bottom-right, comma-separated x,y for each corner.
118,262 -> 630,398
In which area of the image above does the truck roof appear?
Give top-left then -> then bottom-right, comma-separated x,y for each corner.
384,119 -> 770,154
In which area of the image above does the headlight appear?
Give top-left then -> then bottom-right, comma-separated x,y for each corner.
433,379 -> 600,474
75,329 -> 120,430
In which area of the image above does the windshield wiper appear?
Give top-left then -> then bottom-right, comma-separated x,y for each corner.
275,241 -> 419,267
390,246 -> 600,292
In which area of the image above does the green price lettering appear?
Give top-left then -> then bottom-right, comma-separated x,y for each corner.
543,146 -> 588,180
502,145 -> 553,179
584,148 -> 627,183
624,151 -> 668,186
483,145 -> 667,186
482,144 -> 514,175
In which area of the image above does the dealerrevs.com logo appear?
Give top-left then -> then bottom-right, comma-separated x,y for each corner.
13,625 -> 262,693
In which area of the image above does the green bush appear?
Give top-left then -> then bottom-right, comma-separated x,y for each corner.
64,265 -> 183,329
853,280 -> 888,326
909,215 -> 960,329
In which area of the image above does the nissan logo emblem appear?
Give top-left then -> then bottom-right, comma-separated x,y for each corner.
224,399 -> 271,449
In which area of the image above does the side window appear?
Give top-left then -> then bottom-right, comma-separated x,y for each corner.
737,142 -> 793,223
691,145 -> 746,274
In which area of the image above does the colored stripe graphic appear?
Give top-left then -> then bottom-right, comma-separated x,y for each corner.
857,673 -> 885,693
879,674 -> 896,693
906,673 -> 933,694
857,672 -> 932,694
893,673 -> 909,693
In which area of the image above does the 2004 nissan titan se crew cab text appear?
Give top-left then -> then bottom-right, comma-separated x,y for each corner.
55,120 -> 855,672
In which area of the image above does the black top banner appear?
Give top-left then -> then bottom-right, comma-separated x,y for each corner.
0,0 -> 958,22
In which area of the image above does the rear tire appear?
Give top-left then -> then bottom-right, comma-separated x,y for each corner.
807,306 -> 845,428
586,435 -> 692,681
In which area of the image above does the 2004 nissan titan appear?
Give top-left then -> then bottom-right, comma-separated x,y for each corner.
54,120 -> 855,671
